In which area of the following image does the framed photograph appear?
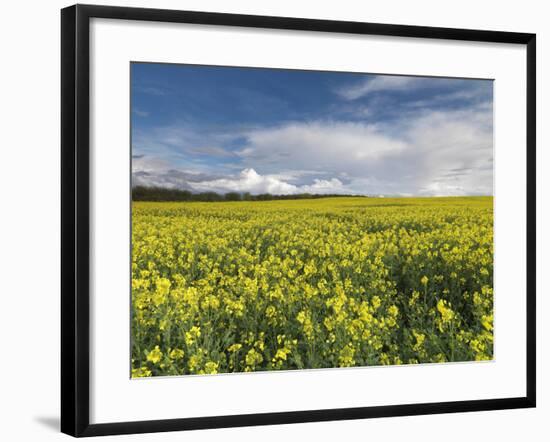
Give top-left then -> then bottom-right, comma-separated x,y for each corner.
61,4 -> 536,437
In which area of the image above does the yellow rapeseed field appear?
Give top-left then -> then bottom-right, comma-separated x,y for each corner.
131,196 -> 493,377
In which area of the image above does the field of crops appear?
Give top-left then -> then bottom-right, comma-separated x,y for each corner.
131,197 -> 493,377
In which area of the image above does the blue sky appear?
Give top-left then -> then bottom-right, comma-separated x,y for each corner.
131,62 -> 493,196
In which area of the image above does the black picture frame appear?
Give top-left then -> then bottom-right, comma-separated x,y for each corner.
61,4 -> 536,437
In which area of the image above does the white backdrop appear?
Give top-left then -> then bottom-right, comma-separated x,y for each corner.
90,17 -> 526,424
0,0 -> 546,441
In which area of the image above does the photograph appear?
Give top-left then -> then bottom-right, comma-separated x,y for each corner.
130,62 -> 494,378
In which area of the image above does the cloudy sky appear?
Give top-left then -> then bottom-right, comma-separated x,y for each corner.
131,63 -> 493,196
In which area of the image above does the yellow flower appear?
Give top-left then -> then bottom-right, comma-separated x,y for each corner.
481,314 -> 493,331
188,353 -> 202,372
146,345 -> 163,364
387,305 -> 399,317
156,277 -> 171,295
470,338 -> 486,354
266,305 -> 276,316
204,361 -> 219,374
201,295 -> 220,310
409,290 -> 420,306
245,348 -> 263,370
296,310 -> 314,340
273,348 -> 290,361
169,348 -> 184,360
338,344 -> 355,367
185,326 -> 201,346
323,316 -> 335,331
131,196 -> 494,375
152,278 -> 171,306
412,330 -> 425,352
227,343 -> 242,353
132,367 -> 152,378
437,299 -> 455,323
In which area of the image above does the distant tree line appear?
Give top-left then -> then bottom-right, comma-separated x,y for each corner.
132,186 -> 366,202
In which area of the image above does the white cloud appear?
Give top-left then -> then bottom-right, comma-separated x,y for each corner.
189,169 -> 346,195
336,76 -> 418,100
132,103 -> 493,196
132,124 -> 242,175
133,109 -> 150,117
240,121 -> 407,166
187,146 -> 235,157
192,168 -> 297,194
132,155 -> 170,172
132,163 -> 350,196
300,178 -> 345,194
138,86 -> 166,96
234,104 -> 493,196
